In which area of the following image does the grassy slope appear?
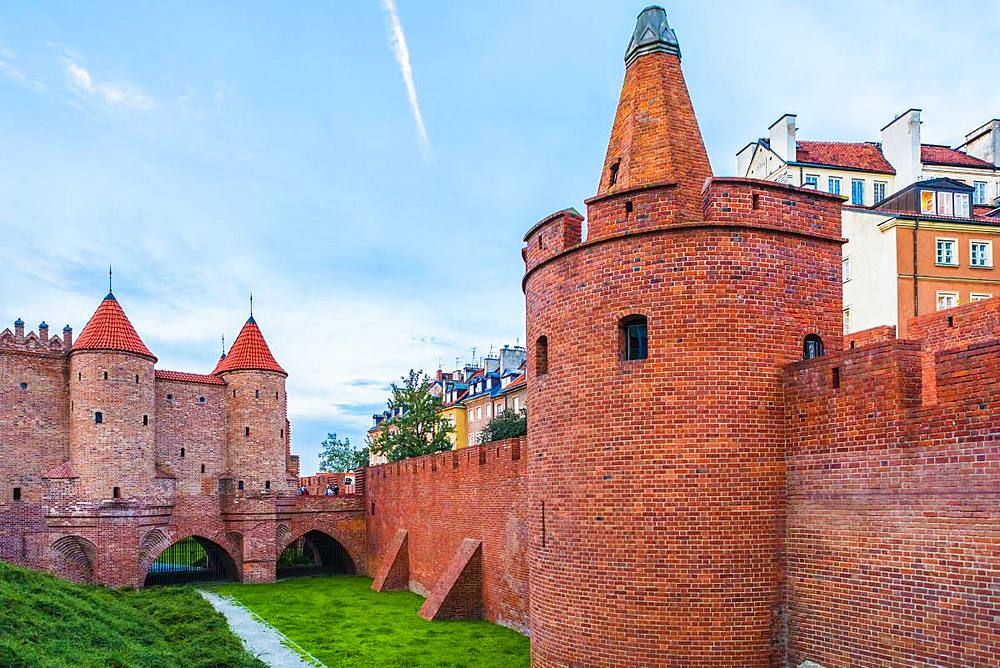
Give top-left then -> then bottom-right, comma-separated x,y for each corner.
0,561 -> 264,668
213,576 -> 530,668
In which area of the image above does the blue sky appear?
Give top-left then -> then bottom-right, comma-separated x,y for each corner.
2,1 -> 998,474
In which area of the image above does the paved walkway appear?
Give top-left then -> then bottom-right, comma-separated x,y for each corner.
199,590 -> 323,668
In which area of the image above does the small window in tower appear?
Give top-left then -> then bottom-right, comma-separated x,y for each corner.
265,480 -> 271,490
535,336 -> 549,376
832,366 -> 841,389
78,372 -> 82,381
803,334 -> 825,360
166,394 -> 173,401
608,159 -> 621,187
103,371 -> 108,380
619,315 -> 649,361
13,487 -> 21,501
238,480 -> 244,491
143,414 -> 148,426
255,389 -> 260,399
233,389 -> 237,398
19,382 -> 27,391
370,501 -> 376,515
275,391 -> 279,399
200,464 -> 205,473
199,396 -> 206,404
94,411 -> 103,424
135,375 -> 139,384
280,428 -> 284,438
180,448 -> 185,458
112,486 -> 120,499
245,426 -> 250,437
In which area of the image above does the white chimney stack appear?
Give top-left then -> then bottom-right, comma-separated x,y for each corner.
768,114 -> 797,163
963,119 -> 1000,168
881,109 -> 922,189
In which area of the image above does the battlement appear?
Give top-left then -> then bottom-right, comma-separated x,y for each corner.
702,177 -> 844,241
367,436 -> 524,482
521,208 -> 584,274
0,319 -> 71,355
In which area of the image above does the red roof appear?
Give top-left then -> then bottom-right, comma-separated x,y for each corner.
155,369 -> 226,385
213,317 -> 286,376
73,294 -> 156,360
921,144 -> 994,169
795,141 -> 895,174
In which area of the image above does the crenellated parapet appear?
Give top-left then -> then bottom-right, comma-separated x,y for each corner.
0,319 -> 71,356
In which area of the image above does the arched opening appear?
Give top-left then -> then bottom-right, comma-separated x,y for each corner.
803,334 -> 825,360
619,314 -> 648,361
277,530 -> 355,579
535,336 -> 548,376
144,536 -> 239,587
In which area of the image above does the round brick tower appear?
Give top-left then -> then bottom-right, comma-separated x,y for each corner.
214,315 -> 292,495
522,7 -> 845,666
69,291 -> 157,499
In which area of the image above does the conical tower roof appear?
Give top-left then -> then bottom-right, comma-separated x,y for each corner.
73,292 -> 156,361
595,6 -> 712,218
213,316 -> 286,376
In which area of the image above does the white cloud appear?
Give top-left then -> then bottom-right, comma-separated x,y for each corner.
63,58 -> 155,111
0,50 -> 45,91
380,0 -> 433,160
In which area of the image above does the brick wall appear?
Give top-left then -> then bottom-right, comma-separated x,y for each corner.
365,437 -> 529,632
155,378 -> 227,497
783,301 -> 1000,667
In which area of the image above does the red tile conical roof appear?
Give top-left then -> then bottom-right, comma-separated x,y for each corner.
73,293 -> 156,361
213,316 -> 286,376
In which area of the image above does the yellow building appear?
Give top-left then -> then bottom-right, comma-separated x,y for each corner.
439,403 -> 468,450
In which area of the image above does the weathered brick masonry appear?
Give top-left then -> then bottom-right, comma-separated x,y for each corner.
1,296 -> 364,587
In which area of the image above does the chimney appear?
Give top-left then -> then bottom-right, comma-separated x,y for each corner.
963,119 -> 1000,168
484,355 -> 500,373
500,345 -> 527,374
596,6 -> 712,218
768,114 -> 797,163
62,325 -> 73,349
13,318 -> 24,340
38,321 -> 49,343
881,109 -> 922,190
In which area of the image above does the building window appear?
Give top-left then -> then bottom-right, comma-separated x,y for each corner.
238,480 -> 244,491
103,371 -> 108,380
112,486 -> 120,499
135,375 -> 139,384
936,291 -> 959,311
827,177 -> 842,195
180,448 -> 185,458
13,487 -> 21,501
255,389 -> 260,399
843,308 -> 851,333
166,394 -> 173,401
608,159 -> 620,187
19,382 -> 27,391
974,181 -> 988,205
803,174 -> 819,189
803,334 -> 825,360
535,336 -> 548,376
936,191 -> 954,217
143,414 -> 148,426
619,315 -> 648,361
954,193 -> 970,218
201,464 -> 206,473
842,258 -> 851,283
199,396 -> 206,404
921,190 -> 935,214
245,426 -> 250,437
265,480 -> 271,490
971,240 -> 993,268
94,411 -> 103,424
936,238 -> 957,266
851,179 -> 864,205
873,181 -> 887,203
233,389 -> 237,398
971,293 -> 993,303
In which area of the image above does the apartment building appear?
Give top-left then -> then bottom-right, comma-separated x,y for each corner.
738,111 -> 1000,334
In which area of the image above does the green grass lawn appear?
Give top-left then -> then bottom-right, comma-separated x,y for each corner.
0,560 -> 264,668
212,576 -> 530,668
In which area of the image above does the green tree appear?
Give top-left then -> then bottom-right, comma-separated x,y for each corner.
479,408 -> 527,445
318,432 -> 369,472
368,369 -> 454,462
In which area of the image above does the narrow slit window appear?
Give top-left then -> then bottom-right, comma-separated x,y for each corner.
255,389 -> 260,399
112,486 -> 120,499
619,315 -> 648,361
94,411 -> 103,424
832,367 -> 841,388
238,480 -> 244,491
180,448 -> 185,458
264,480 -> 271,490
245,426 -> 250,437
608,159 -> 620,187
200,464 -> 205,473
143,414 -> 148,426
535,336 -> 549,376
135,375 -> 139,384
13,487 -> 21,501
103,371 -> 108,380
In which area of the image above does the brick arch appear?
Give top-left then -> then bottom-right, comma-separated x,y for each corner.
279,523 -> 364,575
136,526 -> 243,587
50,535 -> 97,584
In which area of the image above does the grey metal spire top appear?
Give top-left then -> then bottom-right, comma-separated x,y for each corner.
624,6 -> 680,66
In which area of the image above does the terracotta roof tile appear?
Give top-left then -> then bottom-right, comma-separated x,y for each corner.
155,369 -> 226,385
795,141 -> 895,174
921,144 -> 995,169
73,293 -> 156,360
213,316 -> 286,376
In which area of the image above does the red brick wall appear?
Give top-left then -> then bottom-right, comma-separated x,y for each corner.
783,304 -> 1000,667
365,437 -> 529,632
155,378 -> 227,497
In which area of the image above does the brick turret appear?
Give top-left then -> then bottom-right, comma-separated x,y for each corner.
69,292 -> 157,499
216,315 -> 292,495
523,7 -> 844,666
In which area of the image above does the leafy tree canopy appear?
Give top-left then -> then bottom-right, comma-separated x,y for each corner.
368,369 -> 454,462
318,432 -> 369,472
479,408 -> 527,445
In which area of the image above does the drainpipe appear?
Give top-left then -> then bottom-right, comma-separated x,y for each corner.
913,219 -> 920,318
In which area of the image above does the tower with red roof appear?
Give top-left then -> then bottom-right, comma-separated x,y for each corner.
69,291 -> 158,500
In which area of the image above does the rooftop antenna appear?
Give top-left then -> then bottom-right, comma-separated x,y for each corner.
221,334 -> 226,357
108,265 -> 113,294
